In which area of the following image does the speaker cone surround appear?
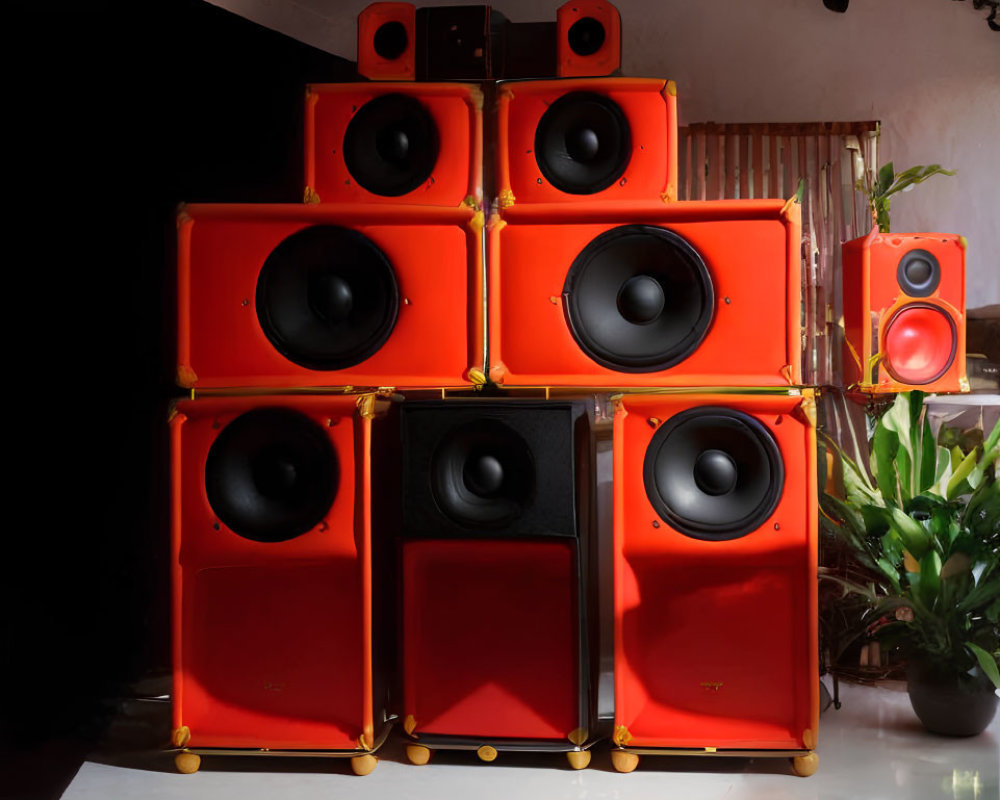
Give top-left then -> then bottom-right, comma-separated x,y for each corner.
205,408 -> 339,543
431,420 -> 535,528
567,17 -> 606,56
896,249 -> 941,297
564,225 -> 715,372
643,407 -> 783,540
534,92 -> 631,194
256,225 -> 400,371
343,93 -> 440,196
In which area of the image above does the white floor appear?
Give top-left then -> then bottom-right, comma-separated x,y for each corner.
61,681 -> 998,800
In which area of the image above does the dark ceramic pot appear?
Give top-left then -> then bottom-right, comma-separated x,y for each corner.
907,657 -> 999,736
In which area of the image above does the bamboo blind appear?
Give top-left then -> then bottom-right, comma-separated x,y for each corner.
678,121 -> 880,386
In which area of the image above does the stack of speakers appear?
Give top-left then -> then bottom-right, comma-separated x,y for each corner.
169,0 -> 967,781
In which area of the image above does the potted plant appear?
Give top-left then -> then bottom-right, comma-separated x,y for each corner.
821,391 -> 1000,735
857,162 -> 955,234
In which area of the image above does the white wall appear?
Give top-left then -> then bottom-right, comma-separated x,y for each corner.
210,0 -> 1000,304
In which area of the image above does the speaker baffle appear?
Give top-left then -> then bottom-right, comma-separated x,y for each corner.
534,92 -> 630,194
643,408 -> 783,540
882,303 -> 957,385
343,93 -> 440,196
256,225 -> 400,371
896,249 -> 941,298
564,225 -> 714,372
431,420 -> 534,528
205,408 -> 339,543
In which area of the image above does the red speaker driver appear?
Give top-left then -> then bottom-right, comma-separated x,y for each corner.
612,392 -> 819,768
176,203 -> 484,391
842,230 -> 967,393
170,394 -> 389,763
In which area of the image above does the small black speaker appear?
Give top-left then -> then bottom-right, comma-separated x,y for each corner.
642,407 -> 783,540
255,225 -> 400,371
534,92 -> 631,194
564,225 -> 715,372
204,407 -> 339,543
400,400 -> 588,538
342,93 -> 440,197
896,249 -> 941,298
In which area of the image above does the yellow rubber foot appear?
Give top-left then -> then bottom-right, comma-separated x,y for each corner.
174,751 -> 201,774
611,749 -> 639,773
477,745 -> 498,763
566,750 -> 591,770
406,745 -> 432,765
351,754 -> 378,776
792,752 -> 819,777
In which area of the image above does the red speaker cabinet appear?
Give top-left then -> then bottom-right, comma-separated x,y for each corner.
557,1 -> 622,77
358,3 -> 416,81
396,400 -> 595,768
488,199 -> 802,388
612,392 -> 819,776
495,78 -> 677,209
170,394 -> 390,776
305,82 -> 482,208
176,203 -> 483,391
842,230 -> 967,394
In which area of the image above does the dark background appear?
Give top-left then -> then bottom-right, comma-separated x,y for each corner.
5,2 -> 355,795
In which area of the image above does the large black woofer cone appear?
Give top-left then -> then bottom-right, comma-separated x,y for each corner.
564,225 -> 714,372
534,91 -> 630,194
205,408 -> 339,543
896,249 -> 941,298
642,407 -> 783,540
256,225 -> 400,371
431,419 -> 535,528
343,93 -> 439,196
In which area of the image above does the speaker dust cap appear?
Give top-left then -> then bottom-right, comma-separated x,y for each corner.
343,93 -> 440,196
205,407 -> 339,542
643,407 -> 783,540
256,225 -> 400,371
534,91 -> 630,194
564,225 -> 714,372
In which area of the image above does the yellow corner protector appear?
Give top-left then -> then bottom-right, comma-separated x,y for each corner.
177,365 -> 197,389
780,196 -> 801,223
468,84 -> 485,111
665,80 -> 677,96
356,394 -> 377,420
498,189 -> 516,210
612,724 -> 633,747
661,184 -> 677,203
172,726 -> 191,748
568,727 -> 588,746
403,715 -> 418,736
467,367 -> 488,386
303,186 -> 321,205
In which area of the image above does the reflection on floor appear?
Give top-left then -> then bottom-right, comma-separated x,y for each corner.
61,680 -> 998,800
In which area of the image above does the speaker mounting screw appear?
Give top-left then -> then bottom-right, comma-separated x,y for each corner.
724,297 -> 731,304
241,298 -> 249,307
652,520 -> 660,528
213,522 -> 220,531
619,178 -> 627,186
537,178 -> 543,184
774,523 -> 781,530
647,417 -> 660,428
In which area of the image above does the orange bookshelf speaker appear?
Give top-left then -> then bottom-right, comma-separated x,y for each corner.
396,400 -> 595,768
176,203 -> 483,391
170,394 -> 391,776
357,3 -> 416,81
611,392 -> 819,775
495,77 -> 677,208
842,230 -> 967,393
305,82 -> 482,208
557,1 -> 621,77
488,199 -> 801,388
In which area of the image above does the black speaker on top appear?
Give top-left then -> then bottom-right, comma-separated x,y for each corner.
256,225 -> 400,371
204,407 -> 339,543
400,400 -> 589,538
564,225 -> 715,372
642,407 -> 784,541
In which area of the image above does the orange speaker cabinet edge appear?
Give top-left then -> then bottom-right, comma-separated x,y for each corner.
842,229 -> 967,394
487,198 -> 802,388
495,77 -> 677,209
170,395 -> 378,751
176,202 -> 483,391
612,392 -> 818,751
305,82 -> 483,209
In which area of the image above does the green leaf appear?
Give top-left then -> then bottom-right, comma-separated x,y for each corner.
876,162 -> 895,197
884,164 -> 956,200
946,448 -> 978,500
965,642 -> 1000,690
918,550 -> 942,609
